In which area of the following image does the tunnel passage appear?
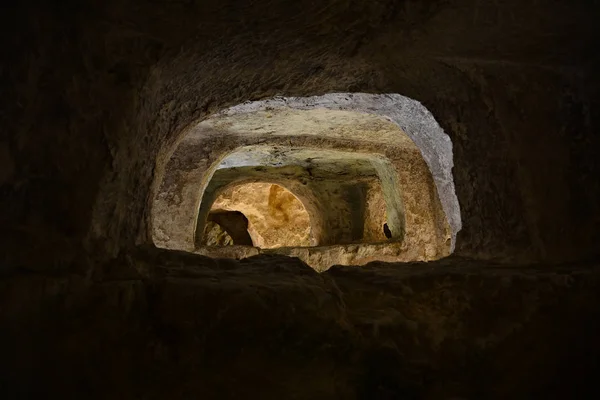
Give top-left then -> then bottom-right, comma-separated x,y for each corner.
196,146 -> 406,249
201,210 -> 253,246
151,93 -> 461,270
3,2 -> 600,398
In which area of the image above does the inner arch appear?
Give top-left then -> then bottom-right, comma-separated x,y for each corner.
195,145 -> 406,249
208,182 -> 312,249
217,94 -> 461,250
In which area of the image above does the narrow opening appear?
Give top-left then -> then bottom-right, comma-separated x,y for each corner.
383,223 -> 392,239
201,210 -> 253,246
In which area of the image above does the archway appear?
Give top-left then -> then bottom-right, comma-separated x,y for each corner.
201,210 -> 254,246
151,93 -> 461,270
206,182 -> 312,249
194,145 -> 407,250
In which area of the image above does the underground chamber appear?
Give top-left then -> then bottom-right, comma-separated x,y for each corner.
4,3 -> 600,397
151,94 -> 461,270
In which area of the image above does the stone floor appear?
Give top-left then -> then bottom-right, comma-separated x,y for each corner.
2,247 -> 599,399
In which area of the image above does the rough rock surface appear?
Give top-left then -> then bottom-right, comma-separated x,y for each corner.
3,0 -> 598,266
1,0 -> 599,397
201,221 -> 234,246
2,248 -> 600,398
204,210 -> 253,246
217,95 -> 461,248
184,142 -> 452,270
153,103 -> 454,257
199,146 -> 410,246
211,183 -> 312,248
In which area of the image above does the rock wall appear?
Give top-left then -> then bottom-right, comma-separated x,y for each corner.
201,221 -> 234,246
202,211 -> 253,246
1,1 -> 599,397
2,0 -> 598,269
2,249 -> 600,398
153,110 -> 450,253
211,183 -> 312,248
155,118 -> 452,260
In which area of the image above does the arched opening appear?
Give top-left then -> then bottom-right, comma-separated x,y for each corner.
201,210 -> 254,246
193,145 -> 407,250
151,93 -> 461,270
202,221 -> 234,246
206,182 -> 312,249
7,5 -> 600,397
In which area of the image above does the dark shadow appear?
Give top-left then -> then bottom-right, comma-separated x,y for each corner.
207,210 -> 253,246
383,223 -> 392,239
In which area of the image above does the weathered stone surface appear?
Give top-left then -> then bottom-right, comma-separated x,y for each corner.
154,108 -> 453,269
201,147 -> 409,247
1,249 -> 600,398
1,1 -> 599,397
217,95 -> 462,248
153,103 -> 454,258
176,139 -> 452,270
2,0 -> 598,266
211,183 -> 312,248
201,221 -> 233,246
205,210 -> 253,246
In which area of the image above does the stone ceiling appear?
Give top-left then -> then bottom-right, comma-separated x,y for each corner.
203,108 -> 420,148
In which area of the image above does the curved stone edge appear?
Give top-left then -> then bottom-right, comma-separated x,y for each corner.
221,93 -> 462,251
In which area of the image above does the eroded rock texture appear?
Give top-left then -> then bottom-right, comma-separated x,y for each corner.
2,0 -> 599,266
211,183 -> 312,248
208,211 -> 253,245
2,249 -> 600,399
202,221 -> 234,246
1,0 -> 599,398
154,108 -> 453,268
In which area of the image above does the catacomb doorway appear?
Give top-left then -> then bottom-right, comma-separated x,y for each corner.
151,93 -> 461,270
